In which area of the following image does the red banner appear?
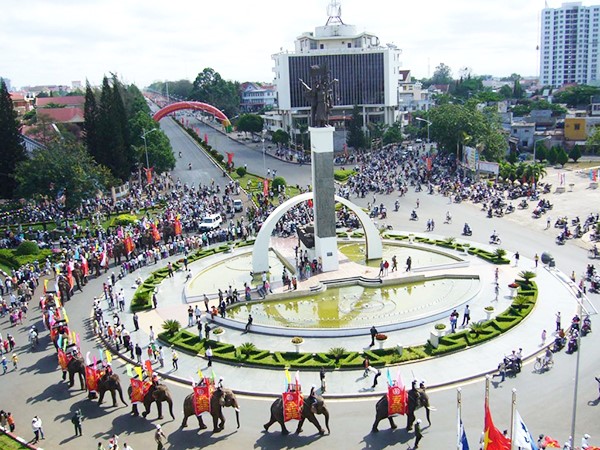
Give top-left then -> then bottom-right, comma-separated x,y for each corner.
151,224 -> 161,243
426,157 -> 432,172
124,236 -> 134,254
144,167 -> 153,184
226,152 -> 234,164
130,378 -> 152,404
387,385 -> 408,416
144,359 -> 153,378
174,218 -> 182,236
263,179 -> 269,196
193,380 -> 213,415
282,391 -> 303,422
57,349 -> 70,371
86,366 -> 100,392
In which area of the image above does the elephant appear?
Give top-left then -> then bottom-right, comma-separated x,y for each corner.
160,222 -> 176,244
56,275 -> 72,302
180,388 -> 240,433
87,254 -> 102,278
97,372 -> 127,407
128,382 -> 175,420
63,355 -> 86,390
371,385 -> 423,433
263,395 -> 330,435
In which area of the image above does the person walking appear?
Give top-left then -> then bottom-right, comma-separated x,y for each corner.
135,343 -> 142,364
7,412 -> 15,432
371,368 -> 382,388
157,346 -> 165,368
245,314 -> 253,333
556,312 -> 561,332
534,253 -> 539,268
31,416 -> 44,443
369,325 -> 378,347
462,305 -> 471,326
413,419 -> 424,448
391,255 -> 398,272
204,322 -> 211,340
187,306 -> 194,327
406,256 -> 412,272
363,356 -> 371,377
206,346 -> 213,367
132,312 -> 139,332
71,409 -> 83,436
514,251 -> 520,267
155,424 -> 166,450
172,348 -> 179,370
320,367 -> 326,393
541,329 -> 547,346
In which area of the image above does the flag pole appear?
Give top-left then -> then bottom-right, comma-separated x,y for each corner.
510,388 -> 517,450
457,387 -> 462,450
484,374 -> 490,407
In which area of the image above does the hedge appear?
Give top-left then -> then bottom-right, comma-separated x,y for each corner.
0,248 -> 53,270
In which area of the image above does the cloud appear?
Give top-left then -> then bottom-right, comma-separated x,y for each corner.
1,0 -> 543,88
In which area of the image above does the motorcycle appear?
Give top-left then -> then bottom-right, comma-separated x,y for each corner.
410,211 -> 419,221
462,224 -> 472,236
494,209 -> 504,218
556,235 -> 566,245
518,200 -> 529,209
489,234 -> 502,245
188,163 -> 192,170
505,204 -> 515,214
487,209 -> 493,218
532,209 -> 543,219
394,201 -> 399,212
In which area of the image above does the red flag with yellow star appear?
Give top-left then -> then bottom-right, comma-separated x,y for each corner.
483,403 -> 511,450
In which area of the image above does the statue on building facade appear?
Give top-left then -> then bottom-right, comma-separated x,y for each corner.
299,65 -> 336,128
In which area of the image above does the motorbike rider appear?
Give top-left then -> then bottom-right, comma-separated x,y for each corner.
410,210 -> 418,220
463,223 -> 471,235
188,162 -> 192,170
445,211 -> 452,223
543,347 -> 553,368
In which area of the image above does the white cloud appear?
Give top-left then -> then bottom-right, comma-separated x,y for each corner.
0,0 -> 564,89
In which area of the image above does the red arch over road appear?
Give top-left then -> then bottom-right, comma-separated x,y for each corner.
152,101 -> 230,125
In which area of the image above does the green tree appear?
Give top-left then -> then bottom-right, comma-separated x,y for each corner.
383,122 -> 403,145
546,146 -> 558,165
569,145 -> 582,162
586,126 -> 600,153
236,114 -> 263,135
430,63 -> 453,85
346,105 -> 366,150
271,129 -> 290,148
190,68 -> 240,119
129,111 -> 175,174
535,144 -> 547,163
513,79 -> 524,99
556,147 -> 569,167
14,141 -> 117,210
0,79 -> 26,198
553,85 -> 600,107
83,81 -> 99,160
148,79 -> 193,100
499,84 -> 513,99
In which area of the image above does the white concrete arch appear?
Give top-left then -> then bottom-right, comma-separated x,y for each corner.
252,192 -> 382,273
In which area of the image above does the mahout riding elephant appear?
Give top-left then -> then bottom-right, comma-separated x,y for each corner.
128,382 -> 175,420
87,254 -> 101,277
371,383 -> 423,433
180,388 -> 240,432
263,395 -> 330,435
97,372 -> 127,407
63,356 -> 86,390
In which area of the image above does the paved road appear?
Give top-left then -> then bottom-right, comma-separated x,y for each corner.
0,117 -> 598,449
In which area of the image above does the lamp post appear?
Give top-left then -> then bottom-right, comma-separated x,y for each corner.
569,297 -> 584,449
415,117 -> 432,144
533,136 -> 551,163
141,128 -> 159,175
262,129 -> 267,177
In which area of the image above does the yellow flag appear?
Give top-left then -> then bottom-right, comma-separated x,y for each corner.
62,308 -> 69,323
285,368 -> 292,384
71,330 -> 76,343
197,369 -> 203,380
105,350 -> 112,364
134,366 -> 143,380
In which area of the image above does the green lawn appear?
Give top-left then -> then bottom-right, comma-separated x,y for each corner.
0,433 -> 30,450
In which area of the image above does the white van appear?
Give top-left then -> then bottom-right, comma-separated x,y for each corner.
233,199 -> 243,212
199,213 -> 222,231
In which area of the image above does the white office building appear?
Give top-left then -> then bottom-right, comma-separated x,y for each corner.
271,0 -> 403,135
540,2 -> 600,87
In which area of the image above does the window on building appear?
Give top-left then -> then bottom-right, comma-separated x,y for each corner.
347,43 -> 351,48
574,123 -> 581,130
320,44 -> 324,49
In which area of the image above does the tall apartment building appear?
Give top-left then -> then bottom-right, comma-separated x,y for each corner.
540,2 -> 600,87
271,0 -> 402,135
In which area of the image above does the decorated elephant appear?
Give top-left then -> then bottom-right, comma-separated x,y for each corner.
371,383 -> 423,433
97,372 -> 127,407
128,382 -> 175,420
63,355 -> 86,390
180,388 -> 240,432
56,275 -> 72,302
263,395 -> 330,435
160,222 -> 176,244
87,254 -> 102,278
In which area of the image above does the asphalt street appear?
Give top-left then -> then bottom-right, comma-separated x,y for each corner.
0,115 -> 598,450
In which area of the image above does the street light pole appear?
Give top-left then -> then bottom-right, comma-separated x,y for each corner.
262,129 -> 267,177
415,117 -> 432,149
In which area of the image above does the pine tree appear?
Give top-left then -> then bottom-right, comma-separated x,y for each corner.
83,81 -> 99,161
0,79 -> 26,198
346,105 -> 365,150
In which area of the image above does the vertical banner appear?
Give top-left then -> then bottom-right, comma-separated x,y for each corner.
263,179 -> 269,196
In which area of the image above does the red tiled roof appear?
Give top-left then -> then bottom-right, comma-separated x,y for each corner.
38,107 -> 85,123
36,95 -> 85,107
10,93 -> 25,101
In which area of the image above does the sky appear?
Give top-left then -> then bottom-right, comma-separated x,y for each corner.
0,0 -> 575,90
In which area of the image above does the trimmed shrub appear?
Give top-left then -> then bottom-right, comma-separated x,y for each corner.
109,214 -> 138,227
271,176 -> 286,193
236,166 -> 247,177
15,240 -> 39,256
